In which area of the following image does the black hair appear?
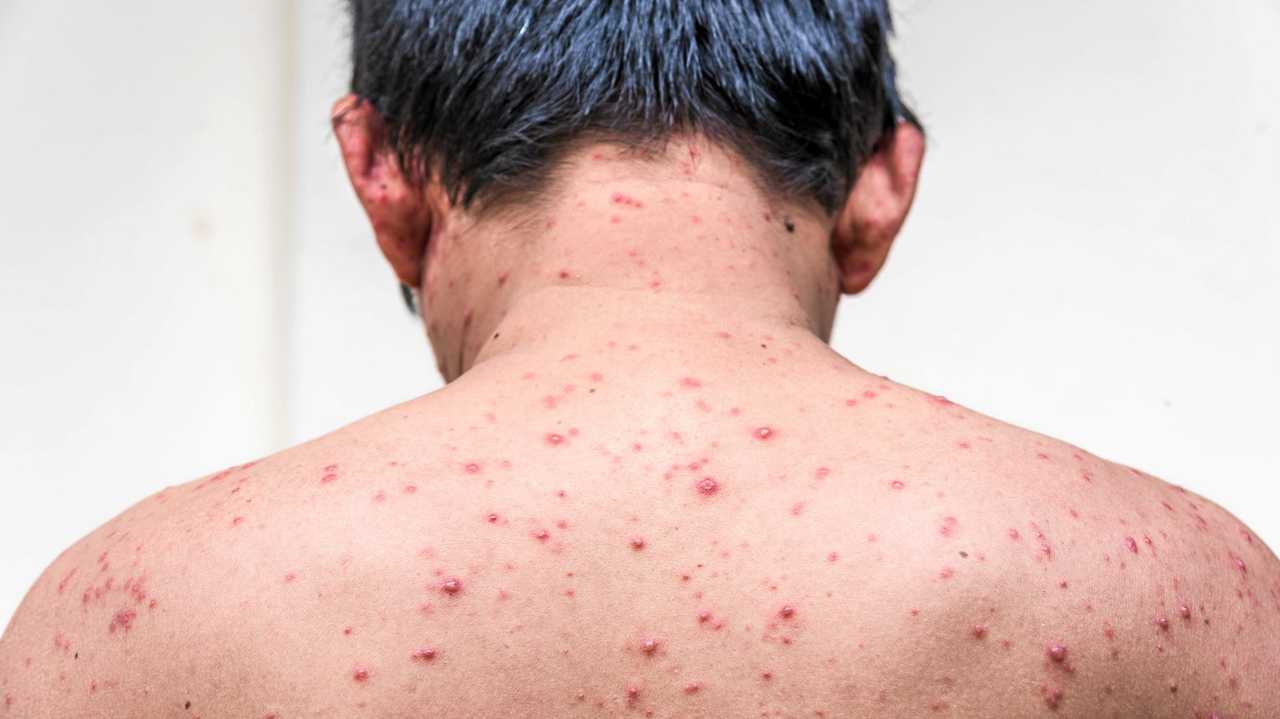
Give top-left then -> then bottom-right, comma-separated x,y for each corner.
348,0 -> 916,215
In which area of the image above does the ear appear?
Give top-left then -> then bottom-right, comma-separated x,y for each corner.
331,94 -> 433,288
830,121 -> 925,294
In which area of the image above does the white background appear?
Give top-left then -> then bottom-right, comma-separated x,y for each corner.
1,0 -> 1276,627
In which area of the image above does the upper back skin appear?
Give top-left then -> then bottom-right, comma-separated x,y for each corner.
2,333 -> 1277,718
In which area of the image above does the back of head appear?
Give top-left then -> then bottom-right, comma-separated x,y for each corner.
347,0 -> 913,214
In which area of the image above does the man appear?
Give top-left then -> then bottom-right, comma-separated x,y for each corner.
2,1 -> 1275,716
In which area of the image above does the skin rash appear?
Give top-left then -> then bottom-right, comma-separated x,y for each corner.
1,128 -> 1277,718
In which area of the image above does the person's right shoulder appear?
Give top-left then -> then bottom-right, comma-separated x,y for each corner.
1102,465 -> 1280,715
895,388 -> 1280,715
1004,441 -> 1280,716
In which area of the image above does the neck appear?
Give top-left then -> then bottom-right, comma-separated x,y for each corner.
421,139 -> 843,381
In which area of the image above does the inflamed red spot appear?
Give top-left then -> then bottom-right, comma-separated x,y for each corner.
1047,644 -> 1068,663
108,609 -> 136,634
610,192 -> 644,208
939,516 -> 958,537
440,578 -> 463,595
753,426 -> 776,441
352,665 -> 371,683
545,433 -> 566,446
696,478 -> 720,495
412,647 -> 437,662
57,567 -> 78,594
1042,686 -> 1064,710
630,537 -> 646,550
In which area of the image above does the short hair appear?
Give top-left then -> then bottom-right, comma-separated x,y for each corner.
347,0 -> 916,214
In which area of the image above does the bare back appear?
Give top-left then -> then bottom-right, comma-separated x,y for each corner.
3,338 -> 1278,718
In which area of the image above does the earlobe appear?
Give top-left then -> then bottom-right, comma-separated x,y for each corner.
831,121 -> 926,294
331,94 -> 433,289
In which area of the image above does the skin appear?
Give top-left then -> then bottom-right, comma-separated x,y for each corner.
1,96 -> 1277,719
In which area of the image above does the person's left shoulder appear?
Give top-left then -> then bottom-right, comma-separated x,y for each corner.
0,460 -> 279,716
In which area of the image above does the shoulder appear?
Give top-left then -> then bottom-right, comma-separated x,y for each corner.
0,479 -> 174,716
0,457 -> 323,716
876,386 -> 1280,714
0,426 -> 463,717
